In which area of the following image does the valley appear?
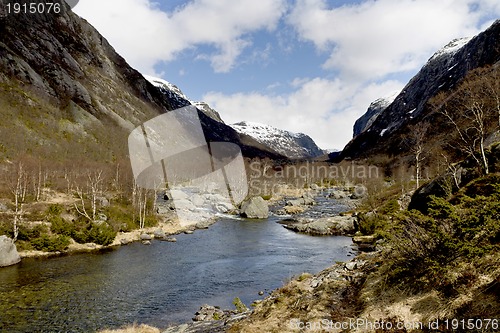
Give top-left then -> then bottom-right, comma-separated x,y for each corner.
0,2 -> 499,333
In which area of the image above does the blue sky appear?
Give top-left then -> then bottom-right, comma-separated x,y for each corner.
74,0 -> 500,150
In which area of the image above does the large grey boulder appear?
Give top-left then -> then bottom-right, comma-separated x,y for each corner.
240,197 -> 269,219
0,236 -> 21,267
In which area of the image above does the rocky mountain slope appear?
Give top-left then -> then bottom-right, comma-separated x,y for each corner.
231,121 -> 324,159
353,91 -> 399,137
143,75 -> 225,123
341,19 -> 500,160
0,2 -> 283,162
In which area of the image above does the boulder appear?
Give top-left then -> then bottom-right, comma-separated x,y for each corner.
153,229 -> 167,240
350,185 -> 367,199
0,236 -> 21,267
327,190 -> 348,199
280,216 -> 357,236
214,201 -> 234,214
240,196 -> 269,219
286,198 -> 304,206
96,196 -> 110,207
140,233 -> 153,240
302,192 -> 315,205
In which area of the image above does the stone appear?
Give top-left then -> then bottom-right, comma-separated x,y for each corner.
153,229 -> 167,240
301,192 -> 315,205
281,216 -> 357,236
345,262 -> 357,271
120,239 -> 130,245
214,201 -> 234,214
140,233 -> 153,240
165,237 -> 177,242
310,184 -> 320,190
284,206 -> 305,215
0,202 -> 8,212
350,185 -> 367,199
240,196 -> 269,219
96,196 -> 109,207
0,236 -> 21,267
286,198 -> 304,206
328,190 -> 347,199
142,240 -> 151,245
184,230 -> 194,234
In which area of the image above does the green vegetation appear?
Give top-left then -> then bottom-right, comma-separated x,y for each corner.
232,297 -> 249,313
72,221 -> 117,246
387,175 -> 500,294
31,234 -> 71,252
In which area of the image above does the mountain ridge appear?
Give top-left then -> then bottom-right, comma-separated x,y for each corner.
0,4 -> 285,162
230,121 -> 325,159
340,19 -> 500,160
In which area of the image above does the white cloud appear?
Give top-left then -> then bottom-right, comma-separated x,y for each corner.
288,0 -> 499,80
204,78 -> 404,149
74,0 -> 499,149
75,0 -> 287,74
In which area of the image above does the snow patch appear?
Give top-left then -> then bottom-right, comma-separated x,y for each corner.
230,121 -> 321,158
430,37 -> 472,61
143,74 -> 190,102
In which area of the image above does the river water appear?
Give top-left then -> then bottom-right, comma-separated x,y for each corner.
0,205 -> 354,332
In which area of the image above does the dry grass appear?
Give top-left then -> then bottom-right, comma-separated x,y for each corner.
98,323 -> 160,333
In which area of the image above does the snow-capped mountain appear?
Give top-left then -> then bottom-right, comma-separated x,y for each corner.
341,19 -> 500,160
230,121 -> 324,159
353,90 -> 400,137
144,75 -> 225,123
429,37 -> 472,61
144,75 -> 323,159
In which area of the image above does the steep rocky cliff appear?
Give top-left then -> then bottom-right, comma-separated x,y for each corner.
353,91 -> 399,137
0,1 -> 283,161
341,20 -> 500,160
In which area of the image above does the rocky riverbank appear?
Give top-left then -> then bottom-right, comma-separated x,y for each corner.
120,254 -> 378,333
17,216 -> 217,260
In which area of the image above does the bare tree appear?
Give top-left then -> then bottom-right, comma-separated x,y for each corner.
74,170 -> 104,222
433,69 -> 499,176
405,123 -> 430,189
132,180 -> 149,229
10,162 -> 28,241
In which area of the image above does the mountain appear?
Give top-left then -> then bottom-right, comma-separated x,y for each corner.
0,4 -> 283,163
230,121 -> 324,159
340,20 -> 500,160
353,91 -> 399,137
143,75 -> 225,123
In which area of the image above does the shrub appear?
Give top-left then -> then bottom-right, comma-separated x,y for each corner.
357,213 -> 388,236
72,222 -> 116,246
31,234 -> 70,252
17,224 -> 47,241
105,205 -> 135,232
46,204 -> 63,217
49,216 -> 74,236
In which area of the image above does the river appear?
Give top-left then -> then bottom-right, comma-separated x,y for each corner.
0,202 -> 354,332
